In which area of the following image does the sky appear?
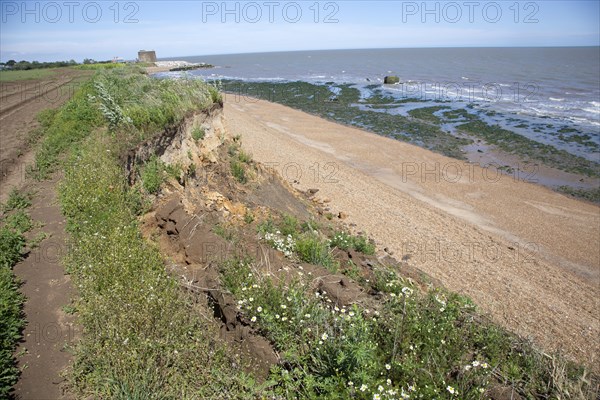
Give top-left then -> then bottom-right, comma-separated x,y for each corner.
1,0 -> 599,62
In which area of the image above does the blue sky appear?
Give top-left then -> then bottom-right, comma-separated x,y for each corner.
1,1 -> 599,62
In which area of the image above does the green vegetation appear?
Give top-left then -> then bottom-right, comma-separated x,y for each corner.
2,189 -> 32,212
557,186 -> 600,203
74,63 -> 129,70
140,155 -> 182,194
442,108 -> 478,121
28,78 -> 103,179
23,67 -> 245,397
408,106 -> 450,124
229,142 -> 253,184
295,232 -> 338,271
30,66 -> 219,179
220,256 -> 596,399
0,190 -> 33,395
457,120 -> 600,177
191,126 -> 205,141
230,160 -> 247,184
329,231 -> 376,255
258,216 -> 381,272
0,68 -> 57,82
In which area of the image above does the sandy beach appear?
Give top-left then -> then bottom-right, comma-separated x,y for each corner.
224,97 -> 600,369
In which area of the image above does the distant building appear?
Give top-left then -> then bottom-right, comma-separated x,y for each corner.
138,50 -> 157,63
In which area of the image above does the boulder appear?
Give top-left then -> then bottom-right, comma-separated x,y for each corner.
384,76 -> 400,84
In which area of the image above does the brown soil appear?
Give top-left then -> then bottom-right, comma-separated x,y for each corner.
223,98 -> 600,371
0,69 -> 90,198
11,175 -> 77,399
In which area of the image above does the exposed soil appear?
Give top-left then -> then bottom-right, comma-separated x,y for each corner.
0,69 -> 90,197
11,175 -> 77,399
223,98 -> 600,371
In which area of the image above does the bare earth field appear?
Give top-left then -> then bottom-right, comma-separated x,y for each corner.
0,69 -> 88,198
224,98 -> 600,370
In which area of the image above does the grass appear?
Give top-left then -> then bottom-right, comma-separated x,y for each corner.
259,217 -> 376,267
140,155 -> 166,194
2,189 -> 32,212
0,190 -> 33,396
74,63 -> 129,70
30,66 -> 220,180
229,142 -> 253,184
0,68 -> 57,82
295,233 -> 338,271
230,160 -> 247,183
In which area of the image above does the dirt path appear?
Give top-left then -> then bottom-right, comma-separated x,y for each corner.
12,175 -> 76,399
224,98 -> 600,370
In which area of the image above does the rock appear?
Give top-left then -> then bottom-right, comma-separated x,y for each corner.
184,229 -> 227,264
384,76 -> 400,84
318,274 -> 365,306
210,291 -> 238,331
338,211 -> 348,219
307,188 -> 319,195
155,197 -> 182,225
165,220 -> 177,235
488,385 -> 523,400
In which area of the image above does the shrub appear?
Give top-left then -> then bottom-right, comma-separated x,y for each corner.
295,232 -> 337,271
230,160 -> 247,184
5,211 -> 33,233
141,156 -> 165,194
0,228 -> 25,271
191,127 -> 205,141
2,190 -> 31,212
330,231 -> 376,255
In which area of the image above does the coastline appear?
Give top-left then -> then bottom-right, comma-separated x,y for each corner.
224,97 -> 600,369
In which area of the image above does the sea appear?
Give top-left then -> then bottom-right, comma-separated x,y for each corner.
159,47 -> 600,165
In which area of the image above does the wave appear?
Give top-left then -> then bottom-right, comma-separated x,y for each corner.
549,97 -> 565,102
582,107 -> 600,115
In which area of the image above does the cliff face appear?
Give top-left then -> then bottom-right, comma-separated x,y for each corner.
126,103 -> 228,186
